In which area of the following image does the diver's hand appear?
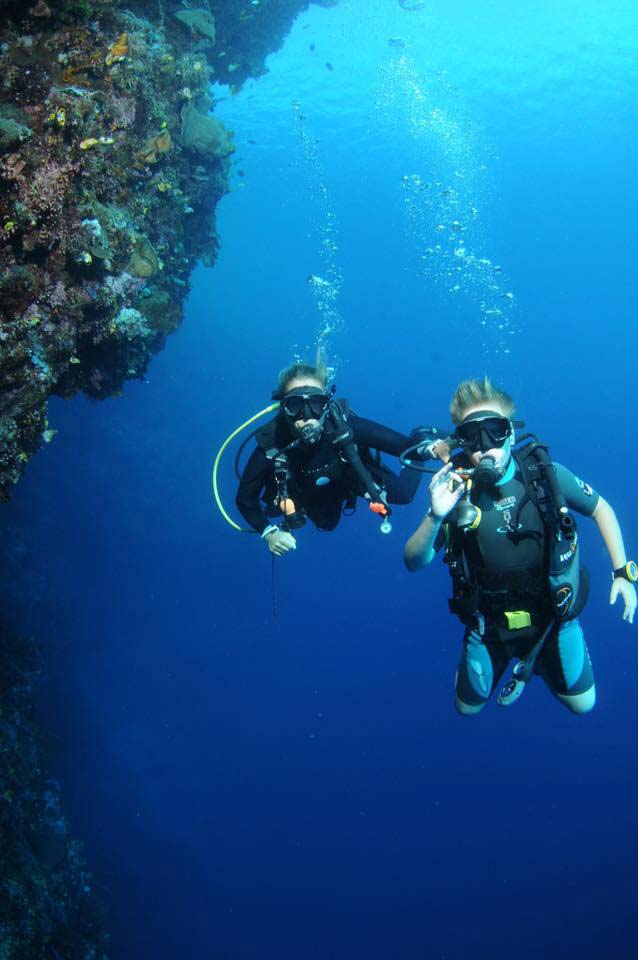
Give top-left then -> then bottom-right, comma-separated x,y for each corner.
324,405 -> 354,447
265,529 -> 296,557
610,578 -> 637,624
429,462 -> 466,519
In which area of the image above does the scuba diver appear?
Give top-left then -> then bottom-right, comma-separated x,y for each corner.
404,376 -> 637,715
235,357 -> 444,556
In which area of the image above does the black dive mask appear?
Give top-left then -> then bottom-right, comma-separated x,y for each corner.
281,388 -> 331,422
281,388 -> 333,447
472,455 -> 504,489
455,410 -> 512,453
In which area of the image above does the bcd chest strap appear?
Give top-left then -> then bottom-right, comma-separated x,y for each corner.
445,436 -> 586,632
256,398 -> 391,529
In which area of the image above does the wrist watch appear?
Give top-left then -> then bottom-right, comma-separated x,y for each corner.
612,561 -> 638,582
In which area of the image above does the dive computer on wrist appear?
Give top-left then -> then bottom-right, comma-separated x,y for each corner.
612,561 -> 638,583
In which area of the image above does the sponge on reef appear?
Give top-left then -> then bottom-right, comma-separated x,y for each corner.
180,100 -> 233,158
174,8 -> 216,43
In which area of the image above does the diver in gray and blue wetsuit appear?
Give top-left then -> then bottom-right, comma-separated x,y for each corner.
404,377 -> 637,715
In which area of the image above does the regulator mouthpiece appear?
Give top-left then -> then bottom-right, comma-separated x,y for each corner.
472,456 -> 502,489
299,422 -> 323,446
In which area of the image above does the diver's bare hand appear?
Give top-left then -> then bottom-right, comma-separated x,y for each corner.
610,578 -> 637,624
265,529 -> 296,557
429,462 -> 466,519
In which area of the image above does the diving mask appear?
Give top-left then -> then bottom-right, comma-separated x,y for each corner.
281,388 -> 331,421
455,410 -> 512,453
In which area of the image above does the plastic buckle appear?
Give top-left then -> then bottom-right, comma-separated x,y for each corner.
504,610 -> 532,630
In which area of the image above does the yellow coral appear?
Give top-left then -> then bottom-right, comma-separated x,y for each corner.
106,33 -> 129,67
70,356 -> 81,364
79,138 -> 100,150
47,108 -> 66,126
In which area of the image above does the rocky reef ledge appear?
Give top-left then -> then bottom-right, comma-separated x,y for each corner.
0,0 -> 337,499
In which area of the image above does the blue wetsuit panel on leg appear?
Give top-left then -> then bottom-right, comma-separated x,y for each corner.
536,618 -> 594,695
456,630 -> 509,707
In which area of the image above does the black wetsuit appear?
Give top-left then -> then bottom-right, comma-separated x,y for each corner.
237,413 -> 420,533
436,458 -> 600,706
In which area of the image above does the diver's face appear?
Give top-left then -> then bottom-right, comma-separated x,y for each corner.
459,402 -> 514,469
284,376 -> 325,432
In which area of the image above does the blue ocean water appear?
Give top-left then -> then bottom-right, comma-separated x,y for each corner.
2,1 -> 638,957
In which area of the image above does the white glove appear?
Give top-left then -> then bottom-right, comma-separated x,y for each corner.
264,528 -> 296,556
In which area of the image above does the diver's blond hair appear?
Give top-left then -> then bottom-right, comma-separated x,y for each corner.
275,347 -> 329,398
449,377 -> 515,424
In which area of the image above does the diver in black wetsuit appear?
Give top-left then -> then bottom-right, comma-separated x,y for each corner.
236,358 -> 440,556
404,376 -> 637,716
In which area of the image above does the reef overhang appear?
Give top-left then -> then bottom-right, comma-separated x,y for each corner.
0,0 -> 338,498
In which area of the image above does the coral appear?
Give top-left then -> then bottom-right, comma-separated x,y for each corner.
174,8 -> 216,43
0,117 -> 32,149
0,104 -> 33,151
136,128 -> 172,165
0,618 -> 109,958
105,31 -> 128,66
0,0 -> 335,494
138,288 -> 180,335
180,98 -> 234,158
126,236 -> 159,277
0,0 -> 341,949
111,305 -> 150,340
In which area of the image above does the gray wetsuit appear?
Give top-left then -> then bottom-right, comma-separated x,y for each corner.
437,458 -> 599,708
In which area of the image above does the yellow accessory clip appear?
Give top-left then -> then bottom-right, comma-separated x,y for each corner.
504,610 -> 532,630
212,402 -> 280,531
467,505 -> 481,530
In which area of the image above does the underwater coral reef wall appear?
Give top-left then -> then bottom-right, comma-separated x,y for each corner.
0,1 -> 337,955
0,620 -> 109,959
0,0 -> 338,498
